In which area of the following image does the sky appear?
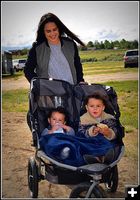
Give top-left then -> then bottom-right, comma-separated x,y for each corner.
1,1 -> 139,49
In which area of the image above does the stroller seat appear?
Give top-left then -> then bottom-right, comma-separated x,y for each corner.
27,78 -> 125,198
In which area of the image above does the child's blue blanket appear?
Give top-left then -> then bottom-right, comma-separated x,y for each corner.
39,133 -> 116,167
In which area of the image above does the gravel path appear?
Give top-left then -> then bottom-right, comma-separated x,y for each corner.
2,72 -> 138,91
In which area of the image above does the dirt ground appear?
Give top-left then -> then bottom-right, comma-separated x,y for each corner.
2,71 -> 138,91
2,73 -> 139,198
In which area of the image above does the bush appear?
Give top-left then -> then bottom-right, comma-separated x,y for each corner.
81,57 -> 97,63
99,53 -> 124,61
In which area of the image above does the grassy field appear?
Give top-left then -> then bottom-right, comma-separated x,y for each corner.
80,49 -> 125,60
2,80 -> 138,133
8,49 -> 138,79
3,60 -> 138,81
80,49 -> 138,75
83,61 -> 138,75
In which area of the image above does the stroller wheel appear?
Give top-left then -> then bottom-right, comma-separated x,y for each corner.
28,157 -> 39,198
105,165 -> 118,192
69,182 -> 106,198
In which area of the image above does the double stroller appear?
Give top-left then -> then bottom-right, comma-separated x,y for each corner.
27,78 -> 125,198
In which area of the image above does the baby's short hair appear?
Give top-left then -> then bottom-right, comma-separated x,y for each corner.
48,106 -> 68,121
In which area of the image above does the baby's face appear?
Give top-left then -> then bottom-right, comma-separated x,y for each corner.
86,98 -> 105,118
49,112 -> 65,127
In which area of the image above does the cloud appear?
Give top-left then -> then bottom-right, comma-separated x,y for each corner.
80,27 -> 138,44
2,35 -> 34,48
2,1 -> 138,48
98,30 -> 120,41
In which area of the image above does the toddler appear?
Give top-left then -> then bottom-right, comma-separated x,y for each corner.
79,92 -> 118,163
41,106 -> 75,159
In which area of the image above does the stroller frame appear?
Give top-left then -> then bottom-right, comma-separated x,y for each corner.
27,78 -> 125,198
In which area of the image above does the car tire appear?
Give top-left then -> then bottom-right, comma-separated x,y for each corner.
124,63 -> 128,68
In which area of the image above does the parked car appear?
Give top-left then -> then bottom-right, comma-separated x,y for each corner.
124,49 -> 138,68
14,59 -> 26,71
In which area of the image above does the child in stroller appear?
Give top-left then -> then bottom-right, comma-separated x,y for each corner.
40,106 -> 75,159
41,106 -> 75,136
78,91 -> 120,164
27,78 -> 125,198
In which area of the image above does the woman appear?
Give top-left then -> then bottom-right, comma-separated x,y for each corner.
24,12 -> 85,84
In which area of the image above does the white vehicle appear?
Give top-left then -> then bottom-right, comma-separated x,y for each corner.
14,59 -> 26,71
13,59 -> 19,70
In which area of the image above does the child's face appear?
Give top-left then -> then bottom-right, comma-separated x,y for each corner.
86,98 -> 105,118
48,112 -> 65,127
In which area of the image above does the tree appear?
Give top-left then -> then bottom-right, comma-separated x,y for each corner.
87,41 -> 94,47
20,48 -> 29,55
113,40 -> 120,49
94,40 -> 100,49
131,40 -> 138,49
104,40 -> 112,49
120,39 -> 127,49
100,41 -> 105,49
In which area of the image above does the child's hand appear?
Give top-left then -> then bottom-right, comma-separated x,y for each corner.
48,124 -> 60,134
61,124 -> 71,132
92,127 -> 100,135
97,124 -> 111,137
88,126 -> 100,136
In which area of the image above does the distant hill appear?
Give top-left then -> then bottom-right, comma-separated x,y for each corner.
2,45 -> 31,52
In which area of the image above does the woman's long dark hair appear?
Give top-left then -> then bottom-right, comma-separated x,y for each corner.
36,12 -> 85,46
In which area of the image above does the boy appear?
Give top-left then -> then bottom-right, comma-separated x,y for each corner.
78,92 -> 119,163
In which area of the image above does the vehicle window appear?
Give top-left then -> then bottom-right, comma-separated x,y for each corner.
126,51 -> 138,56
19,60 -> 26,63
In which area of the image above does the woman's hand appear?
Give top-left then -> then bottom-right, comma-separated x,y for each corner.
79,81 -> 88,85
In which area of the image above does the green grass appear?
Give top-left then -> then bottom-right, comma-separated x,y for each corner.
2,89 -> 29,112
2,71 -> 24,80
12,55 -> 27,60
100,80 -> 138,132
83,61 -> 138,75
80,49 -> 138,76
80,49 -> 125,60
2,80 -> 138,133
